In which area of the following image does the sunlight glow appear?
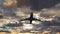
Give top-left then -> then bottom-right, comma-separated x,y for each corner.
3,0 -> 17,7
32,21 -> 42,25
23,24 -> 34,30
34,13 -> 40,19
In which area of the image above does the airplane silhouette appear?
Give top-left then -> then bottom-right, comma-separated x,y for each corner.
20,12 -> 41,24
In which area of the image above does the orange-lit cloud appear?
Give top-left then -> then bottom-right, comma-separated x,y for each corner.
3,0 -> 17,7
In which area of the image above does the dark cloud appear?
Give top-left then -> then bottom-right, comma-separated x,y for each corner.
51,3 -> 60,10
17,0 -> 60,11
30,0 -> 60,11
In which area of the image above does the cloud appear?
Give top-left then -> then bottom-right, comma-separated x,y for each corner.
40,3 -> 60,19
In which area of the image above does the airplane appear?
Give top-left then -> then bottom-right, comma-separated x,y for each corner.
20,12 -> 41,24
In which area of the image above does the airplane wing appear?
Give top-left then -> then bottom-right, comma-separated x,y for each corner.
33,18 -> 41,21
20,18 -> 30,21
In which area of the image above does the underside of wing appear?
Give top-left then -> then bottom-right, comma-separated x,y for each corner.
20,18 -> 30,21
33,18 -> 41,21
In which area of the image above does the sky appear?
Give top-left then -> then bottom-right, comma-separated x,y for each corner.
0,0 -> 60,31
17,0 -> 60,11
0,0 -> 60,19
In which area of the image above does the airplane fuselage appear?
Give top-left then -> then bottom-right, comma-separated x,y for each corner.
29,17 -> 33,24
29,12 -> 34,24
